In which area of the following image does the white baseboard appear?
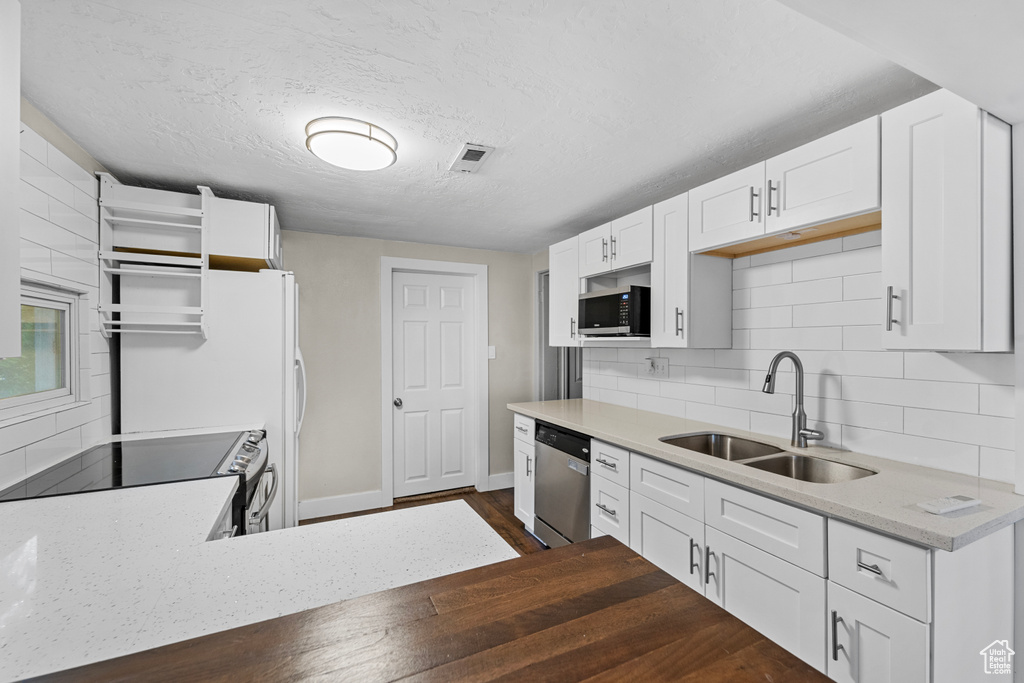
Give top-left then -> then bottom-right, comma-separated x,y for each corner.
487,471 -> 514,491
298,490 -> 383,521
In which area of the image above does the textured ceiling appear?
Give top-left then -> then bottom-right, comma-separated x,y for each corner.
21,0 -> 935,253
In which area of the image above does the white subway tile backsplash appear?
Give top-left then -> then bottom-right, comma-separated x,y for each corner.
0,414 -> 58,452
0,448 -> 27,490
734,261 -> 792,289
843,376 -> 978,413
21,179 -> 49,218
21,208 -> 78,256
980,447 -> 1015,484
842,426 -> 979,476
51,251 -> 99,288
49,195 -> 98,241
903,353 -> 1013,385
20,151 -> 75,206
20,239 -> 51,275
750,278 -> 843,308
980,384 -> 1013,417
843,272 -> 881,301
581,232 -> 1012,482
792,245 -> 880,281
55,401 -> 102,434
47,144 -> 98,197
73,187 -> 99,221
19,125 -> 48,162
842,230 -> 881,251
903,408 -> 1013,451
588,348 -> 617,362
749,326 -> 843,351
733,306 -> 791,329
25,427 -> 83,478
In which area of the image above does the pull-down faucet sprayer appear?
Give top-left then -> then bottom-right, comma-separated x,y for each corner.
762,351 -> 824,448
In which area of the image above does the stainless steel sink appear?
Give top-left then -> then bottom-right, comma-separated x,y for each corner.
742,454 -> 876,483
659,432 -> 783,461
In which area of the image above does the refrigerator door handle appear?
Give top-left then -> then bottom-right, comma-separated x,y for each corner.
295,348 -> 308,436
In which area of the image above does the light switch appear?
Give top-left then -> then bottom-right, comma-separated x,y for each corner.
487,345 -> 496,359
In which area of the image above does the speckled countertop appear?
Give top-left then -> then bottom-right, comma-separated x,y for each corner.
0,480 -> 518,682
509,399 -> 1024,551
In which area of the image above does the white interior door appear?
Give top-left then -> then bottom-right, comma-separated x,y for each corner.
392,271 -> 476,497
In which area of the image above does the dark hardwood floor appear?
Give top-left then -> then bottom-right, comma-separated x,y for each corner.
300,487 -> 547,556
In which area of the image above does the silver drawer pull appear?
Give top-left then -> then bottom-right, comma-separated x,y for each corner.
515,425 -> 528,433
596,457 -> 617,470
596,502 -> 617,517
832,610 -> 845,661
857,561 -> 883,575
689,538 -> 699,575
885,286 -> 900,331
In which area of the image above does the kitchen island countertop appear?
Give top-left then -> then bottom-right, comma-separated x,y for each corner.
508,399 -> 1024,551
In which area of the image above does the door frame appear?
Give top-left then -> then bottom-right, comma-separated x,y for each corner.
380,256 -> 489,508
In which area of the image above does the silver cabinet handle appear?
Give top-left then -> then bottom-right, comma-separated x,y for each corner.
515,425 -> 528,434
596,457 -> 617,470
704,545 -> 715,585
602,238 -> 608,262
749,187 -> 760,222
570,317 -> 576,339
596,502 -> 617,517
610,236 -> 617,260
885,286 -> 900,331
689,538 -> 699,575
857,561 -> 883,575
832,610 -> 846,661
393,397 -> 403,408
675,307 -> 684,338
526,455 -> 531,477
767,179 -> 778,216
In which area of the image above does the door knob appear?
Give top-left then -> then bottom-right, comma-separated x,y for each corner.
393,398 -> 403,408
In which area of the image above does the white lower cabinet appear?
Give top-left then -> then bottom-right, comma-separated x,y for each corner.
827,582 -> 929,683
513,438 -> 535,531
705,525 -> 827,672
629,492 -> 705,593
590,475 -> 629,544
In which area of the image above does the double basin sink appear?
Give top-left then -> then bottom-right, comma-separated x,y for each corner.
659,432 -> 875,484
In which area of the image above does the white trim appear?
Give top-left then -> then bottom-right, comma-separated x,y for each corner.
487,471 -> 514,491
380,256 -> 489,509
298,489 -> 383,521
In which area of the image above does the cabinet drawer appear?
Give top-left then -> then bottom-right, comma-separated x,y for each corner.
513,414 -> 535,444
591,476 -> 629,545
630,453 -> 704,522
591,440 -> 629,487
630,492 -> 705,593
828,520 -> 931,622
705,479 -> 825,576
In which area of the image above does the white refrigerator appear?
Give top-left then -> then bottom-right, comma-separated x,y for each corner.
119,269 -> 306,530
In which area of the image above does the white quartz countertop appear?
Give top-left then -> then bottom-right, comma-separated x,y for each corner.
509,399 -> 1024,551
0,480 -> 518,681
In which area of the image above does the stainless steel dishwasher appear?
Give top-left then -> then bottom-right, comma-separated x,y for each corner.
533,420 -> 591,548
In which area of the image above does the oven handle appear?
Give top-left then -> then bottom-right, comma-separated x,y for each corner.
250,463 -> 279,525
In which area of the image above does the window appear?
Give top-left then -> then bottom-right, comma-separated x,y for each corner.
0,284 -> 80,417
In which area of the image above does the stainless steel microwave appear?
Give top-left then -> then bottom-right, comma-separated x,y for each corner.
578,285 -> 651,336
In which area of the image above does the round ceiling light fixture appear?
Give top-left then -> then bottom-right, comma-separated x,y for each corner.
305,117 -> 398,171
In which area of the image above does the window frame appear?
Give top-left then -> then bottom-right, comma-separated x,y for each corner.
0,283 -> 81,419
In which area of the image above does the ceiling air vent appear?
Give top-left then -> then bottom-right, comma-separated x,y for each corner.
448,143 -> 495,173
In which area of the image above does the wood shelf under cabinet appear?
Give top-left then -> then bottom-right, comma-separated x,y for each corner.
699,211 -> 880,259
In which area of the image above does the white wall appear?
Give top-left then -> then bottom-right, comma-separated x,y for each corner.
584,231 -> 1015,482
0,121 -> 110,490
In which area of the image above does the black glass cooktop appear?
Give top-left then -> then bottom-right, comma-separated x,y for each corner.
0,431 -> 244,503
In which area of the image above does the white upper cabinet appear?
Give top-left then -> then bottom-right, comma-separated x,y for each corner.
764,116 -> 880,235
207,196 -> 283,269
689,117 -> 881,253
688,162 -> 765,252
881,89 -> 1012,352
548,235 -> 580,346
0,0 -> 21,358
578,206 -> 653,277
650,193 -> 731,348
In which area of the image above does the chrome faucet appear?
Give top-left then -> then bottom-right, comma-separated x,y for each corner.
762,351 -> 824,448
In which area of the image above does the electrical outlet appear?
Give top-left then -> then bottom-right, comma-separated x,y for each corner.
645,357 -> 669,379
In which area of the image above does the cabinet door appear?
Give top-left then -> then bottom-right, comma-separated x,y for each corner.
513,439 -> 535,529
651,193 -> 688,348
609,205 -> 652,270
548,236 -> 580,346
705,526 -> 827,672
827,582 -> 929,683
0,0 -> 20,358
207,196 -> 272,263
267,205 -> 282,269
881,89 -> 1011,351
577,223 -> 611,277
764,117 -> 880,235
591,440 -> 629,488
688,162 -> 765,252
630,492 -> 705,594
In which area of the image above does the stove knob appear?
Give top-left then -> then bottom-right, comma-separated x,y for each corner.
234,455 -> 252,467
242,443 -> 258,455
228,464 -> 241,473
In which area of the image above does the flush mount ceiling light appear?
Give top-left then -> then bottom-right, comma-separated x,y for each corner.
305,117 -> 398,171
